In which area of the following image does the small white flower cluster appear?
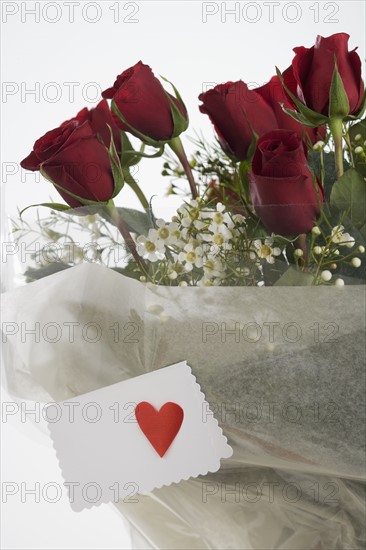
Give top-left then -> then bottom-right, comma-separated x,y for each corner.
330,225 -> 355,248
311,223 -> 363,286
249,239 -> 281,265
136,219 -> 180,262
136,200 -> 282,286
353,133 -> 366,156
135,206 -> 364,287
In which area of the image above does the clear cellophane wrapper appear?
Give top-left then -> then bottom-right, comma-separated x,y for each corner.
2,257 -> 365,550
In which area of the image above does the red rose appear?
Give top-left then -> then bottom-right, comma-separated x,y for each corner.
256,67 -> 325,144
199,81 -> 278,161
250,130 -> 323,236
21,119 -> 115,208
102,61 -> 188,143
62,99 -> 122,153
291,32 -> 364,116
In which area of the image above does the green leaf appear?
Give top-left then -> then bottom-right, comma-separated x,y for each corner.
120,133 -> 164,166
166,94 -> 189,138
276,67 -> 329,126
120,132 -> 143,167
117,207 -> 154,235
102,206 -> 154,236
359,222 -> 366,241
160,75 -> 187,110
121,143 -> 165,164
349,120 -> 366,141
111,264 -> 145,281
274,266 -> 314,286
245,217 -> 268,239
281,105 -> 322,128
160,76 -> 189,138
238,160 -> 252,205
262,259 -> 291,286
107,124 -> 124,198
308,150 -> 342,201
20,202 -> 71,218
246,132 -> 258,163
329,60 -> 350,118
24,263 -> 71,282
110,160 -> 124,197
330,168 -> 366,229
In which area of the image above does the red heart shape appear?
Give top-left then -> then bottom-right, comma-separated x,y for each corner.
135,402 -> 184,458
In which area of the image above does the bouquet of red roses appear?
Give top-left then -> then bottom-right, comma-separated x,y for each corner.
17,31 -> 365,288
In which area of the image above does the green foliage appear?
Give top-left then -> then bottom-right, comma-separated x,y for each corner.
308,150 -> 339,201
276,66 -> 329,126
330,168 -> 366,235
20,203 -> 71,218
274,266 -> 314,286
24,263 -> 71,282
108,126 -> 124,198
113,207 -> 154,236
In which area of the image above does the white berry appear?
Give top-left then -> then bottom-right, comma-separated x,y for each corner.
321,270 -> 332,281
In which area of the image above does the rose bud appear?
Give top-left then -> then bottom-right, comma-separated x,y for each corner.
102,61 -> 188,145
250,130 -> 324,236
21,119 -> 118,208
256,67 -> 326,144
291,32 -> 365,117
199,81 -> 278,161
61,99 -> 122,153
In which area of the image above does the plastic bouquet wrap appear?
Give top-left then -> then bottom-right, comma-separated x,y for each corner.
2,32 -> 366,549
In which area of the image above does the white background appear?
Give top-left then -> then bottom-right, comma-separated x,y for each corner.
1,1 -> 365,548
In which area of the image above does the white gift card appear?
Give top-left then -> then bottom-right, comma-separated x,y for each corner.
47,361 -> 233,511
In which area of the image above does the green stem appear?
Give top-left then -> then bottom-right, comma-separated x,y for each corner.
343,125 -> 355,168
329,118 -> 344,179
169,137 -> 198,198
104,205 -> 147,272
319,147 -> 325,189
123,169 -> 149,209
